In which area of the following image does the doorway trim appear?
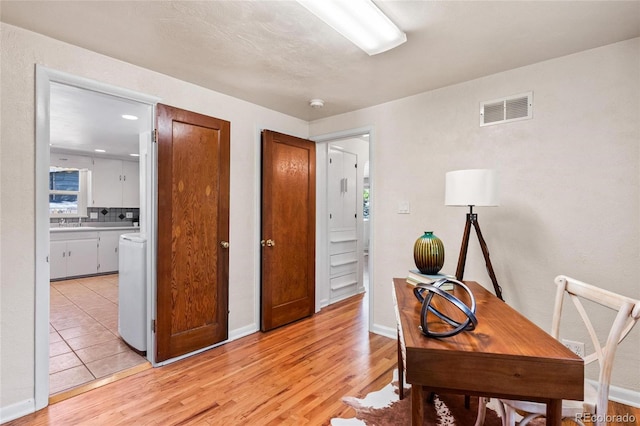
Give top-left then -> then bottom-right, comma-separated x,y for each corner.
310,126 -> 374,331
34,65 -> 159,409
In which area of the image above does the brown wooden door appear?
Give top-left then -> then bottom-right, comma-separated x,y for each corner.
261,130 -> 316,331
156,103 -> 230,362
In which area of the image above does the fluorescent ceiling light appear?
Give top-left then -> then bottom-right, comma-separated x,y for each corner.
297,0 -> 406,56
94,149 -> 106,153
122,114 -> 138,120
129,153 -> 140,157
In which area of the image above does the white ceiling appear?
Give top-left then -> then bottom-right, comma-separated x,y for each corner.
50,82 -> 153,158
2,1 -> 639,156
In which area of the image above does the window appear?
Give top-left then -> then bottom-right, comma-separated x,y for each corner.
363,188 -> 370,219
49,167 -> 89,217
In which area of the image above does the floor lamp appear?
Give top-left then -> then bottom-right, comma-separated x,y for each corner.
445,169 -> 504,301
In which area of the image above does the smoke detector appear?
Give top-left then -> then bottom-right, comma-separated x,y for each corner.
309,99 -> 324,108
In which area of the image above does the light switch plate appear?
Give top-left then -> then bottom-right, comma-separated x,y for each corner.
126,212 -> 133,218
398,202 -> 410,214
90,212 -> 98,219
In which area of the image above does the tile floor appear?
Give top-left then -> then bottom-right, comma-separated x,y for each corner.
49,274 -> 148,395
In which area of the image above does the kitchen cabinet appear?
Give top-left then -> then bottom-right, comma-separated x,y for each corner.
121,160 -> 140,207
66,239 -> 100,277
50,228 -> 139,279
50,152 -> 92,169
49,241 -> 68,280
97,229 -> 138,273
92,158 -> 139,208
50,231 -> 98,279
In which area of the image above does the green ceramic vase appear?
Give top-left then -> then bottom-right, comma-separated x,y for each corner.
413,231 -> 445,274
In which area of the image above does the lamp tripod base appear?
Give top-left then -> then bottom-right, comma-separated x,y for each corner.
455,207 -> 504,301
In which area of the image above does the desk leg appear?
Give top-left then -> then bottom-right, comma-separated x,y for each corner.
546,399 -> 562,426
397,330 -> 404,400
411,385 -> 424,426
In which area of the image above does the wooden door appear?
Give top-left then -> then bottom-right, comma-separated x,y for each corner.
261,130 -> 316,331
156,103 -> 230,362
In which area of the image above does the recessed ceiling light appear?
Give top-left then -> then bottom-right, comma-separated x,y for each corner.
129,153 -> 140,157
122,114 -> 138,120
94,149 -> 106,153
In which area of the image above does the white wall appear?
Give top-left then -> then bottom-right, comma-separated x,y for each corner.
2,21 -> 639,419
310,38 -> 640,393
0,23 -> 307,415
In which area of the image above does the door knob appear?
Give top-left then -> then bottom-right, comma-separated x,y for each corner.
261,239 -> 276,247
220,241 -> 229,249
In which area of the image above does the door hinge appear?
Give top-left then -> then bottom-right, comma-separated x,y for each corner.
151,319 -> 156,333
329,158 -> 332,164
355,163 -> 357,168
153,129 -> 158,143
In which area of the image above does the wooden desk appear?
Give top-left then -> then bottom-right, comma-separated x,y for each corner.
393,278 -> 583,426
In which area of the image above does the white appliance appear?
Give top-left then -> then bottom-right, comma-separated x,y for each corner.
118,233 -> 147,351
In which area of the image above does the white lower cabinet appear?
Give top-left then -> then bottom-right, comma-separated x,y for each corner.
97,230 -> 133,273
50,240 -> 69,280
50,229 -> 138,279
66,239 -> 99,277
50,232 -> 98,279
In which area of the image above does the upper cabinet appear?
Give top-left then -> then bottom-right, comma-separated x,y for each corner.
121,160 -> 140,207
92,158 -> 140,208
50,152 -> 93,169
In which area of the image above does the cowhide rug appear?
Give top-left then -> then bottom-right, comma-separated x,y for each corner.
331,370 -> 544,426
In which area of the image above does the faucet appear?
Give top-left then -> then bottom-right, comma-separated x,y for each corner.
58,218 -> 65,227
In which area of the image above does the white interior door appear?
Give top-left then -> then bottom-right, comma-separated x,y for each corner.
328,147 -> 359,304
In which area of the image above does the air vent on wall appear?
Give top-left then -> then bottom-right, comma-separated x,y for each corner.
480,92 -> 533,127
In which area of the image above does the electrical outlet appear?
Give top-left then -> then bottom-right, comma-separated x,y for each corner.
562,339 -> 585,358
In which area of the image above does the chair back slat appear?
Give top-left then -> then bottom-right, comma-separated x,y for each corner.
554,275 -> 640,421
496,276 -> 639,426
569,293 -> 604,367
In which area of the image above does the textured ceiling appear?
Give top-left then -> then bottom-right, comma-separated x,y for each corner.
2,1 -> 640,122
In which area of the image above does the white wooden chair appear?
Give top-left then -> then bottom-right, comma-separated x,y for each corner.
479,275 -> 640,426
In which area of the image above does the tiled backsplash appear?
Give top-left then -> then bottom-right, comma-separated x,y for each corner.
49,207 -> 140,225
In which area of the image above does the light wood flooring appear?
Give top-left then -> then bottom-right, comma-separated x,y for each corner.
9,292 -> 639,425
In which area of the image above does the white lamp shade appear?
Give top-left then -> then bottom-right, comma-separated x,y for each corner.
445,169 -> 499,206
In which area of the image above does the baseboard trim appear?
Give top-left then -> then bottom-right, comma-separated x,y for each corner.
589,379 -> 640,408
371,322 -> 396,339
228,324 -> 259,341
0,398 -> 35,424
